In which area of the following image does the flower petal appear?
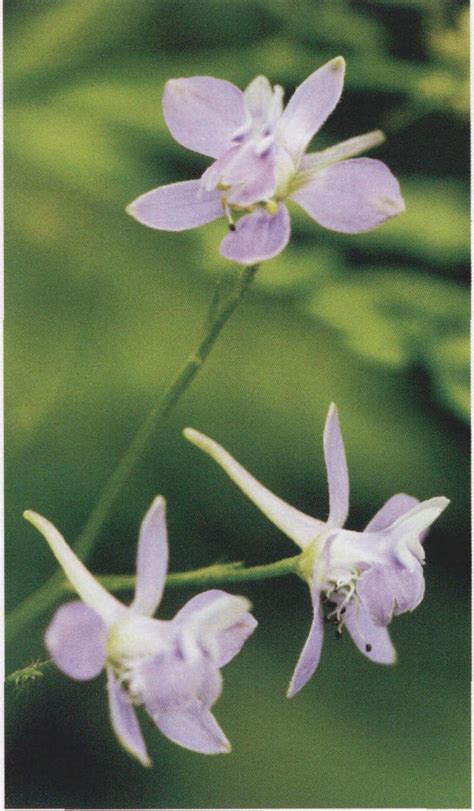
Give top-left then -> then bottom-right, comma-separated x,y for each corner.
184,428 -> 323,548
131,496 -> 168,618
323,403 -> 349,528
278,57 -> 346,159
344,601 -> 397,665
225,150 -> 278,207
126,180 -> 223,231
45,601 -> 107,681
291,158 -> 405,234
24,510 -> 124,626
163,77 -> 246,159
365,493 -> 419,532
299,130 -> 385,174
155,705 -> 231,754
287,586 -> 324,697
202,142 -> 278,206
383,496 -> 449,568
357,563 -> 425,626
139,649 -> 223,715
220,204 -> 291,265
106,666 -> 151,767
175,592 -> 252,664
173,589 -> 257,667
384,496 -> 449,538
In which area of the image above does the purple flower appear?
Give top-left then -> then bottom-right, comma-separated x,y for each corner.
184,405 -> 448,696
24,498 -> 257,765
127,59 -> 405,265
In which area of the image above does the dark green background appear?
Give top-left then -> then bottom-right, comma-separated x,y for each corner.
5,0 -> 470,807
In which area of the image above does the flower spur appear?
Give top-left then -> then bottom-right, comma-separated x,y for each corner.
184,405 -> 448,696
127,58 -> 405,265
24,497 -> 257,765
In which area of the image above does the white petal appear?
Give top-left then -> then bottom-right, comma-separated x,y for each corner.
24,510 -> 124,626
184,428 -> 323,549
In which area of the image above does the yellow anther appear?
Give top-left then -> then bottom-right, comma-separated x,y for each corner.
217,182 -> 230,191
265,199 -> 278,215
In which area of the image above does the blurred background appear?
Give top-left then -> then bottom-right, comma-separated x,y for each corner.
5,0 -> 470,807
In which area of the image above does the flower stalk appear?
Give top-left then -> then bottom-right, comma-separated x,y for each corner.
6,264 -> 259,646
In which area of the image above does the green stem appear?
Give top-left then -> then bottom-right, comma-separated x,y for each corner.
6,264 -> 259,646
6,554 -> 301,687
92,555 -> 300,593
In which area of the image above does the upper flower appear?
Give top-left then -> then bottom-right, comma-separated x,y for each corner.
184,405 -> 448,696
127,58 -> 405,265
24,498 -> 257,766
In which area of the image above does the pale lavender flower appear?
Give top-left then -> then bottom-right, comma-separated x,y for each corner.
24,498 -> 257,765
127,58 -> 405,265
184,405 -> 448,696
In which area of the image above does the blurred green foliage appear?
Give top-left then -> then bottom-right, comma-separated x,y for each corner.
5,0 -> 469,807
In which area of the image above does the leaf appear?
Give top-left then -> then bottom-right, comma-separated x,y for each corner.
428,334 -> 470,422
6,105 -> 149,206
306,269 -> 469,420
5,0 -> 157,89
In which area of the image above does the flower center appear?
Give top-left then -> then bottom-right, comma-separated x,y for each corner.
200,75 -> 297,221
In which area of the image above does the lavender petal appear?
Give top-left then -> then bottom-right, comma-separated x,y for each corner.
155,705 -> 231,754
365,493 -> 420,532
139,649 -> 222,717
106,666 -> 151,767
127,180 -> 223,231
223,145 -> 278,207
220,203 -> 290,265
344,600 -> 397,664
131,496 -> 168,617
323,403 -> 349,528
163,76 -> 246,159
173,589 -> 257,666
358,563 -> 425,625
291,158 -> 405,234
279,57 -> 345,159
45,601 -> 107,681
287,585 -> 324,697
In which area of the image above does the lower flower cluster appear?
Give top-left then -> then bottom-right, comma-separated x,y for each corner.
24,404 -> 448,766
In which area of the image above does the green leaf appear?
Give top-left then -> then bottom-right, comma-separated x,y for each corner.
428,334 -> 470,422
306,269 -> 469,420
5,0 -> 157,89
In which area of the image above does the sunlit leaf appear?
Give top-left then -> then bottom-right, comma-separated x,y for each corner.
306,269 -> 469,420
